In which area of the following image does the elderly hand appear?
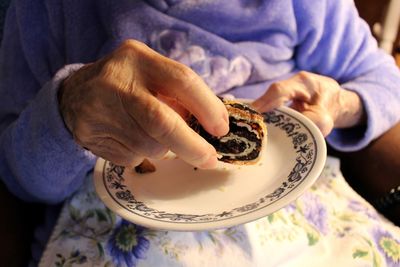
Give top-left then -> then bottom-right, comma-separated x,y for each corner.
252,71 -> 365,136
59,40 -> 229,169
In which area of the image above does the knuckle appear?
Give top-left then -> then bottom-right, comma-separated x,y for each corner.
90,138 -> 140,167
120,39 -> 146,51
297,71 -> 315,86
99,60 -> 116,77
98,60 -> 127,85
96,61 -> 136,94
73,119 -> 110,148
154,115 -> 177,140
72,119 -> 93,144
269,82 -> 285,95
146,145 -> 169,159
297,71 -> 310,79
177,63 -> 195,78
115,40 -> 148,63
175,63 -> 199,85
100,40 -> 148,79
145,103 -> 178,139
190,150 -> 212,165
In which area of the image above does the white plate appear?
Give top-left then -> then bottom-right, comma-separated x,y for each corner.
93,106 -> 326,231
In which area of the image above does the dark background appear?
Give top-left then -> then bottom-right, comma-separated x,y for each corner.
0,1 -> 399,266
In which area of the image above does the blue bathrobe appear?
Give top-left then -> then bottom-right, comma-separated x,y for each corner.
0,0 -> 400,203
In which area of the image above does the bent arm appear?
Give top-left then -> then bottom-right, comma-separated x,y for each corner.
0,3 -> 95,203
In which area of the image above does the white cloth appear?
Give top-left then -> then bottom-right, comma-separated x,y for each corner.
39,157 -> 400,267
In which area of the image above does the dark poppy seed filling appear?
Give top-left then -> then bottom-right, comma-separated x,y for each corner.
228,103 -> 259,115
188,99 -> 267,164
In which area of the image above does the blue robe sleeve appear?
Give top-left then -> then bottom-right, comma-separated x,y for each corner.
0,3 -> 96,203
294,0 -> 400,151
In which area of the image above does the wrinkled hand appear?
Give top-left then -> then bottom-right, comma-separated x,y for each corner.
252,71 -> 365,136
59,40 -> 229,169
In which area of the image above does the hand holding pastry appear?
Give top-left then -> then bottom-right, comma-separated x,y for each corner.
58,40 -> 229,169
252,71 -> 365,136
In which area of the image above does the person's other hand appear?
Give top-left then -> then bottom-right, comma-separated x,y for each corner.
252,71 -> 365,136
58,40 -> 229,169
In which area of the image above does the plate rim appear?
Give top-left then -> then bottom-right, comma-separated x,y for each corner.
93,106 -> 327,231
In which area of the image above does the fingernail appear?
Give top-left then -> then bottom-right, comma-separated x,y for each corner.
198,155 -> 218,169
214,117 -> 229,136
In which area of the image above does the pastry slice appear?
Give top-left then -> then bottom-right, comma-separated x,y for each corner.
189,99 -> 267,164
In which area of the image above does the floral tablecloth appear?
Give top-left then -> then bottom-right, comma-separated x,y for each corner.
39,157 -> 400,267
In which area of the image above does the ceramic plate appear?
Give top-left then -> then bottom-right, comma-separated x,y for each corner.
93,106 -> 327,231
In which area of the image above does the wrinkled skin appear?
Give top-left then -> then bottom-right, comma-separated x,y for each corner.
252,71 -> 365,137
59,40 -> 229,169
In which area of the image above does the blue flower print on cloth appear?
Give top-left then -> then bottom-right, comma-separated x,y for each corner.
107,220 -> 150,267
150,30 -> 252,94
372,228 -> 400,267
300,192 -> 329,235
39,157 -> 400,267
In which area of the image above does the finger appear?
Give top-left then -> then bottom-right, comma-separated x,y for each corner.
252,95 -> 289,112
86,137 -> 144,167
157,94 -> 190,120
125,40 -> 229,137
301,107 -> 334,137
116,128 -> 169,160
289,99 -> 333,136
127,89 -> 219,169
111,118 -> 170,159
75,113 -> 169,160
252,79 -> 311,112
289,99 -> 307,112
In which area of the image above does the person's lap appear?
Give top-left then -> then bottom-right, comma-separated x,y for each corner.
2,122 -> 400,266
38,156 -> 400,267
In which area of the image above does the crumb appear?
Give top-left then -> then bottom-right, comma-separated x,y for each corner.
135,159 -> 156,174
194,167 -> 198,171
162,151 -> 176,160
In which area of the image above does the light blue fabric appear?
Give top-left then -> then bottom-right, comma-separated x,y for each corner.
1,0 -> 400,204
